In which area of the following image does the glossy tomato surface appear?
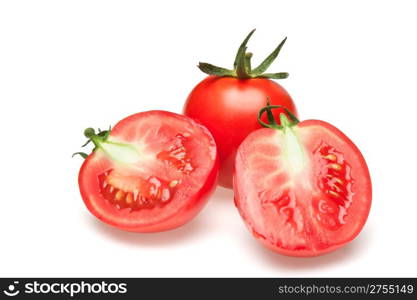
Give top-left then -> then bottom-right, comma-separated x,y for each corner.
184,75 -> 297,188
78,111 -> 219,232
233,120 -> 371,256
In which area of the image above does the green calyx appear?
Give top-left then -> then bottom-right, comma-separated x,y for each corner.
198,29 -> 289,79
72,127 -> 142,165
258,99 -> 299,130
72,127 -> 111,159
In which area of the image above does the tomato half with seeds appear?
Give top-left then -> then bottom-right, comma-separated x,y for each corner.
76,111 -> 219,232
233,104 -> 372,256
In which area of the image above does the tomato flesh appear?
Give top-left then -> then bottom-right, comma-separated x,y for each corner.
233,120 -> 371,256
78,111 -> 219,232
184,76 -> 297,188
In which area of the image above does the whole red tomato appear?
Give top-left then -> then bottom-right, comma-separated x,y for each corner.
184,30 -> 297,188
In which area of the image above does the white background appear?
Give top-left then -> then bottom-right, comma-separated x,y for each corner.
1,0 -> 416,277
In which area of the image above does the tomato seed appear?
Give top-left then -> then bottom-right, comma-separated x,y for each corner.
98,169 -> 175,211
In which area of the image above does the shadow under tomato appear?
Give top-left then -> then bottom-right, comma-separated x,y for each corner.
86,186 -> 234,247
243,224 -> 374,271
88,213 -> 207,247
214,186 -> 234,202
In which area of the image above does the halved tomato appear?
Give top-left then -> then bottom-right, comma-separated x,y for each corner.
233,105 -> 372,256
77,110 -> 219,232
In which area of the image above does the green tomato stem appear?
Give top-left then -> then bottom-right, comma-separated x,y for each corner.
257,100 -> 299,129
197,29 -> 289,79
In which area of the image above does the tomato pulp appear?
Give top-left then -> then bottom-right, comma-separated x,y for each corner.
184,76 -> 296,188
78,111 -> 219,232
233,109 -> 371,256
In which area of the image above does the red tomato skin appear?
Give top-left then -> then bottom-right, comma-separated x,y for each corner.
184,76 -> 297,189
233,120 -> 372,257
78,111 -> 219,233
